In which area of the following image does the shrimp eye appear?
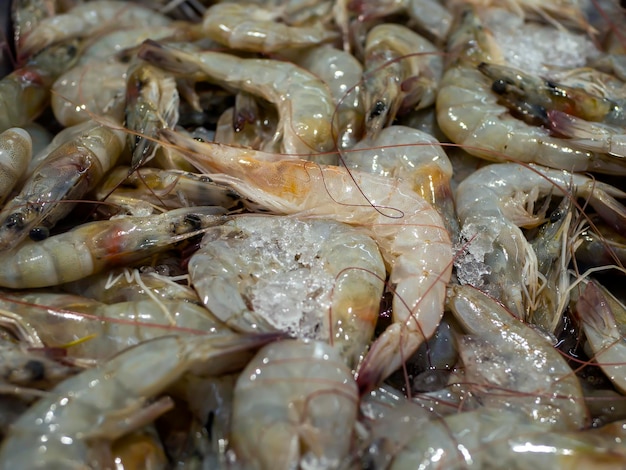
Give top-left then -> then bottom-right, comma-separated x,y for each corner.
24,360 -> 45,381
184,213 -> 203,231
5,213 -> 25,229
549,210 -> 562,223
491,79 -> 508,95
368,101 -> 386,120
29,226 -> 50,241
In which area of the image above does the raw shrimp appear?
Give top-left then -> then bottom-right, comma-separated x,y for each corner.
20,0 -> 172,58
454,162 -> 626,319
343,125 -> 458,238
0,128 -> 32,206
363,24 -> 442,138
231,339 -> 359,470
436,64 -> 626,173
575,280 -> 626,394
0,206 -> 227,289
0,39 -> 80,133
194,2 -> 339,53
138,40 -> 338,160
0,332 -> 274,468
0,120 -> 126,251
189,214 -> 385,369
125,61 -> 179,173
159,129 -> 453,391
448,284 -> 587,430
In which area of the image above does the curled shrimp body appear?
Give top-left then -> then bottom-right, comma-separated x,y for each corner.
20,0 -> 172,58
436,64 -> 626,173
0,206 -> 226,289
0,128 -> 32,206
0,121 -> 126,251
189,214 -> 385,369
160,130 -> 453,392
231,339 -> 359,470
138,40 -> 338,160
455,162 -> 626,319
0,39 -> 80,133
0,333 -> 273,469
363,24 -> 442,138
195,2 -> 339,53
448,284 -> 587,430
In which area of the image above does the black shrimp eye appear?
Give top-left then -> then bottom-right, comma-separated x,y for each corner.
368,101 -> 386,120
5,213 -> 25,230
29,226 -> 50,241
491,79 -> 508,95
184,213 -> 203,231
549,209 -> 563,223
24,360 -> 45,381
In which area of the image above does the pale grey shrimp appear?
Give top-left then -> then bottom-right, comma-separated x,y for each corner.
343,125 -> 458,238
231,339 -> 359,470
363,23 -> 442,138
0,39 -> 80,133
0,206 -> 226,289
0,128 -> 32,206
20,0 -> 172,57
138,40 -> 338,160
189,214 -> 386,370
95,166 -> 244,215
448,284 -> 587,431
455,162 -> 626,319
574,217 -> 626,270
125,61 -> 179,173
0,333 -> 274,468
0,120 -> 126,250
194,2 -> 339,53
294,44 -> 365,150
159,130 -> 453,392
575,280 -> 626,395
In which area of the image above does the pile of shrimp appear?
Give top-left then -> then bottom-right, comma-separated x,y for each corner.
0,0 -> 625,467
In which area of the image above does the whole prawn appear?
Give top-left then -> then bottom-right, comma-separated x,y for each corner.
0,206 -> 227,289
159,129 -> 453,392
138,40 -> 338,160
